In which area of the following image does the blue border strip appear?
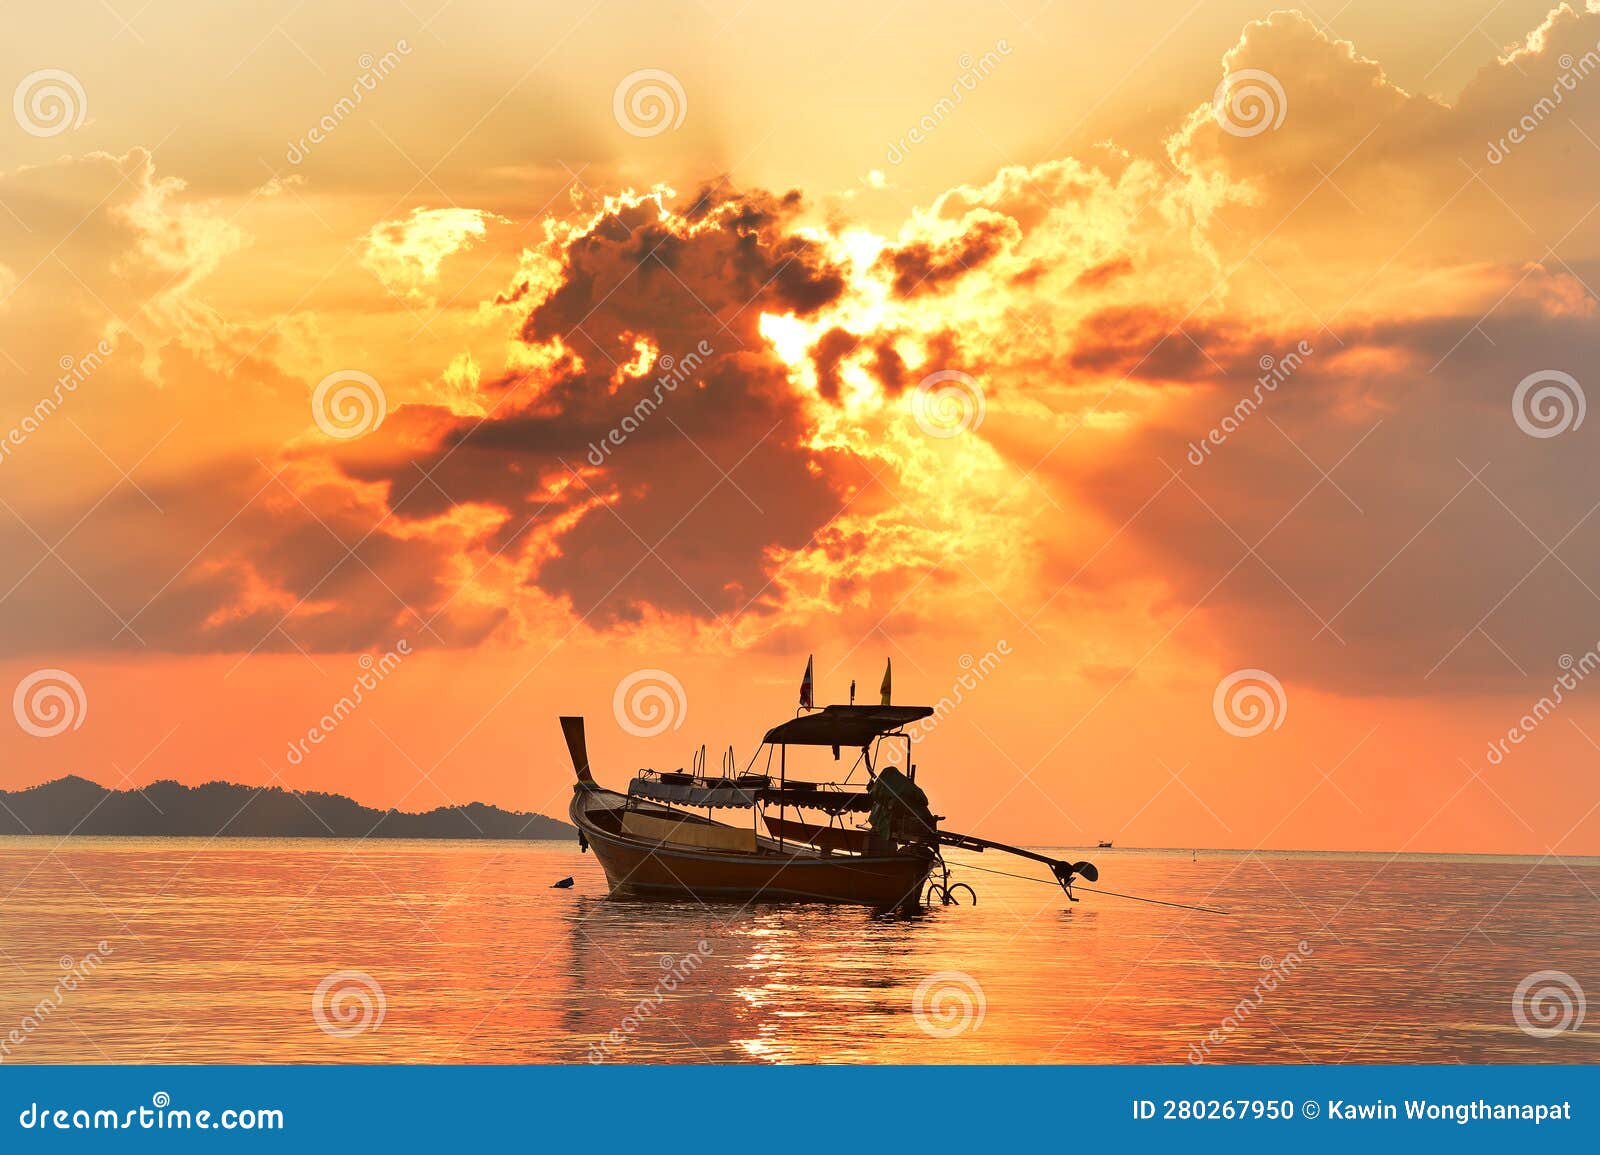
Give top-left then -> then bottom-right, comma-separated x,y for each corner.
2,1065 -> 1594,1150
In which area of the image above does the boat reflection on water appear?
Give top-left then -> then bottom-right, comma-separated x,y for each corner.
560,892 -> 948,1064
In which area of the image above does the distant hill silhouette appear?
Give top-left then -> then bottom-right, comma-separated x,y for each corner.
0,775 -> 575,840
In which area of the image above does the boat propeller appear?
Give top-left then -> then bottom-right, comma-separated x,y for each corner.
935,829 -> 1103,905
1050,859 -> 1099,901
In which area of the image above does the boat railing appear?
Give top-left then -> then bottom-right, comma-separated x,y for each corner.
627,769 -> 872,813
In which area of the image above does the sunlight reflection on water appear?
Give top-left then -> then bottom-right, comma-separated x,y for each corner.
0,838 -> 1595,1064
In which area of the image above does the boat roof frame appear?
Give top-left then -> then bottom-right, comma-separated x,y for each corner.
760,704 -> 934,748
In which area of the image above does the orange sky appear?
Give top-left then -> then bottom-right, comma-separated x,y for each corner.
4,1 -> 1600,854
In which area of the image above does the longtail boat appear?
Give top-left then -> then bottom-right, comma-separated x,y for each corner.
561,694 -> 1101,911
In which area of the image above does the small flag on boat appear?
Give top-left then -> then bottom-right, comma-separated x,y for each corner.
880,658 -> 892,706
799,654 -> 814,709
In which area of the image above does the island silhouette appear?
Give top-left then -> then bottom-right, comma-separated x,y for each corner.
0,775 -> 575,840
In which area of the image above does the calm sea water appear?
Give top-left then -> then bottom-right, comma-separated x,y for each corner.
0,838 -> 1595,1064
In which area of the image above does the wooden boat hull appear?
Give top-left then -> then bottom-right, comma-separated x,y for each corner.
763,814 -> 870,854
570,789 -> 933,908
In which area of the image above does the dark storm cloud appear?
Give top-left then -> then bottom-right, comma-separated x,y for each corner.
880,217 -> 1013,297
1050,308 -> 1600,694
342,184 -> 858,627
0,456 -> 500,654
0,181 -> 866,652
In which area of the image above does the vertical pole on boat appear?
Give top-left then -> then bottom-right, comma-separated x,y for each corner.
778,743 -> 786,852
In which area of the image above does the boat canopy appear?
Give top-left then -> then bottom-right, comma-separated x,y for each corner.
761,704 -> 934,748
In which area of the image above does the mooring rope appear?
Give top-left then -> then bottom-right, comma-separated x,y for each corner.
950,858 -> 1232,916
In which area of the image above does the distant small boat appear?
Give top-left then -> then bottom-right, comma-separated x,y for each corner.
550,876 -> 574,889
1098,840 -> 1114,848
